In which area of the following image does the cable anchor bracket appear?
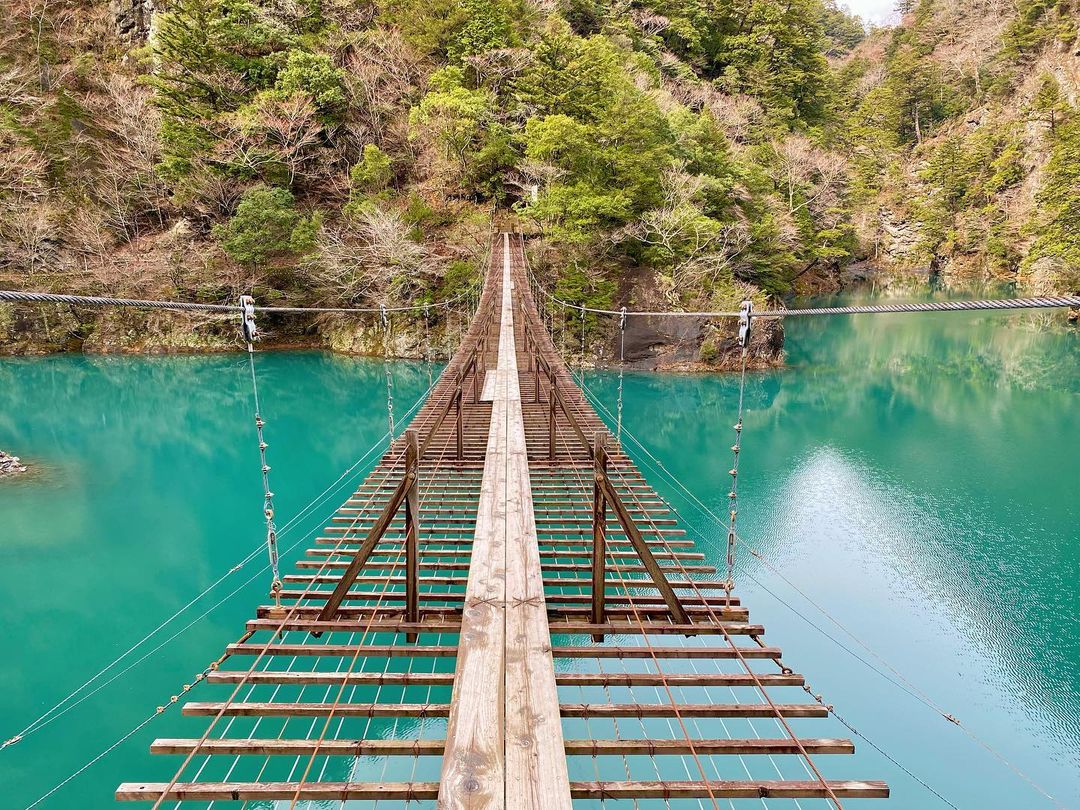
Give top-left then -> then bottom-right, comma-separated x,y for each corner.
738,299 -> 753,349
240,295 -> 257,347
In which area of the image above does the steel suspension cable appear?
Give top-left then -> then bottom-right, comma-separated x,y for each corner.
287,380 -> 464,808
525,276 -> 1080,319
576,379 -> 1056,810
242,297 -> 285,613
724,348 -> 748,605
0,288 -> 476,314
530,305 -> 844,808
382,305 -> 396,440
616,307 -> 626,443
545,381 -> 720,810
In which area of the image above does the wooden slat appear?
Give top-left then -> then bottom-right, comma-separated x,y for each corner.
117,780 -> 888,802
150,737 -> 854,756
182,701 -> 827,719
224,642 -> 783,659
242,618 -> 762,635
207,670 -> 803,687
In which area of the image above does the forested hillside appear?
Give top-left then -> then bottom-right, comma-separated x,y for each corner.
0,0 -> 1076,360
836,0 -> 1080,296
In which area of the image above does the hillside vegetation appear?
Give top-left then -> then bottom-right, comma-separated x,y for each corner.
836,0 -> 1080,295
0,0 -> 1076,359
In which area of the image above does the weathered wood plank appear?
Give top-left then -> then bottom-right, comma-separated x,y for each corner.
116,780 -> 888,802
438,235 -> 510,810
501,233 -> 572,810
149,737 -> 854,756
207,670 -> 803,687
182,701 -> 827,719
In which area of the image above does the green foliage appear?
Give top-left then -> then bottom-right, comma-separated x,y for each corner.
1024,112 -> 1080,290
449,0 -> 517,59
213,185 -> 319,267
274,51 -> 346,119
820,0 -> 866,56
411,68 -> 495,168
1029,73 -> 1068,130
517,27 -> 672,236
1003,0 -> 1077,59
515,27 -> 623,121
438,259 -> 481,298
382,0 -> 526,59
351,145 -> 394,194
634,0 -> 835,127
553,263 -> 616,327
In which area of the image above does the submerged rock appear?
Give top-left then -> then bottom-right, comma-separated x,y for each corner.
0,451 -> 28,478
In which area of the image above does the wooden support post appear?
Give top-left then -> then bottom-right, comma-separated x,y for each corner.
455,375 -> 464,461
591,431 -> 608,641
472,356 -> 480,403
404,429 -> 420,642
548,384 -> 558,460
599,475 -> 691,627
315,474 -> 412,626
535,352 -> 542,404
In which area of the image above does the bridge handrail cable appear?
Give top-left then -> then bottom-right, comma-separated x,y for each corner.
0,287 -> 478,314
526,271 -> 1080,319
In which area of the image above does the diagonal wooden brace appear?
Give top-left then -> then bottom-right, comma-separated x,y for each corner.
315,430 -> 420,633
597,472 -> 691,629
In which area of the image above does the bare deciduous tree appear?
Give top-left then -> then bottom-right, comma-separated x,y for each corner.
465,48 -> 532,96
342,27 -> 422,145
772,135 -> 848,219
629,169 -> 751,301
310,206 -> 432,301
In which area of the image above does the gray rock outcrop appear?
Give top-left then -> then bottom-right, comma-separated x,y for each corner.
0,451 -> 27,478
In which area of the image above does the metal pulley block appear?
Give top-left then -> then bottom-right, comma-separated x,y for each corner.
738,299 -> 753,348
240,295 -> 257,344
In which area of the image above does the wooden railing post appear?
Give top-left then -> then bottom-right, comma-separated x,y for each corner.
591,431 -> 609,641
472,352 -> 480,403
455,373 -> 464,461
404,429 -> 420,642
548,383 -> 557,460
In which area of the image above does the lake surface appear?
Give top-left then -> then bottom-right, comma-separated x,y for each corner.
1,302 -> 1079,808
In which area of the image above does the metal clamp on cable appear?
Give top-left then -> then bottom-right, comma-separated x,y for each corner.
380,303 -> 389,330
738,299 -> 753,349
240,295 -> 257,347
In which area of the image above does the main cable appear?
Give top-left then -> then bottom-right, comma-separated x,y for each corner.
526,273 -> 1080,319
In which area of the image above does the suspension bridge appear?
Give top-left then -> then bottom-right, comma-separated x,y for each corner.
6,232 -> 1079,809
99,232 -> 884,807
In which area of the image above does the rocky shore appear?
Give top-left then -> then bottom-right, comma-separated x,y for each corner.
0,451 -> 27,478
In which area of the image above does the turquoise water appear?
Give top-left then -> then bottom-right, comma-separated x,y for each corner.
2,304 -> 1079,808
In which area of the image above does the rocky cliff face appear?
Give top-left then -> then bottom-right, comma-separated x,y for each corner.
841,0 -> 1080,298
112,0 -> 156,41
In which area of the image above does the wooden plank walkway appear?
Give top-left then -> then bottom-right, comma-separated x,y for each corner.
117,233 -> 888,807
